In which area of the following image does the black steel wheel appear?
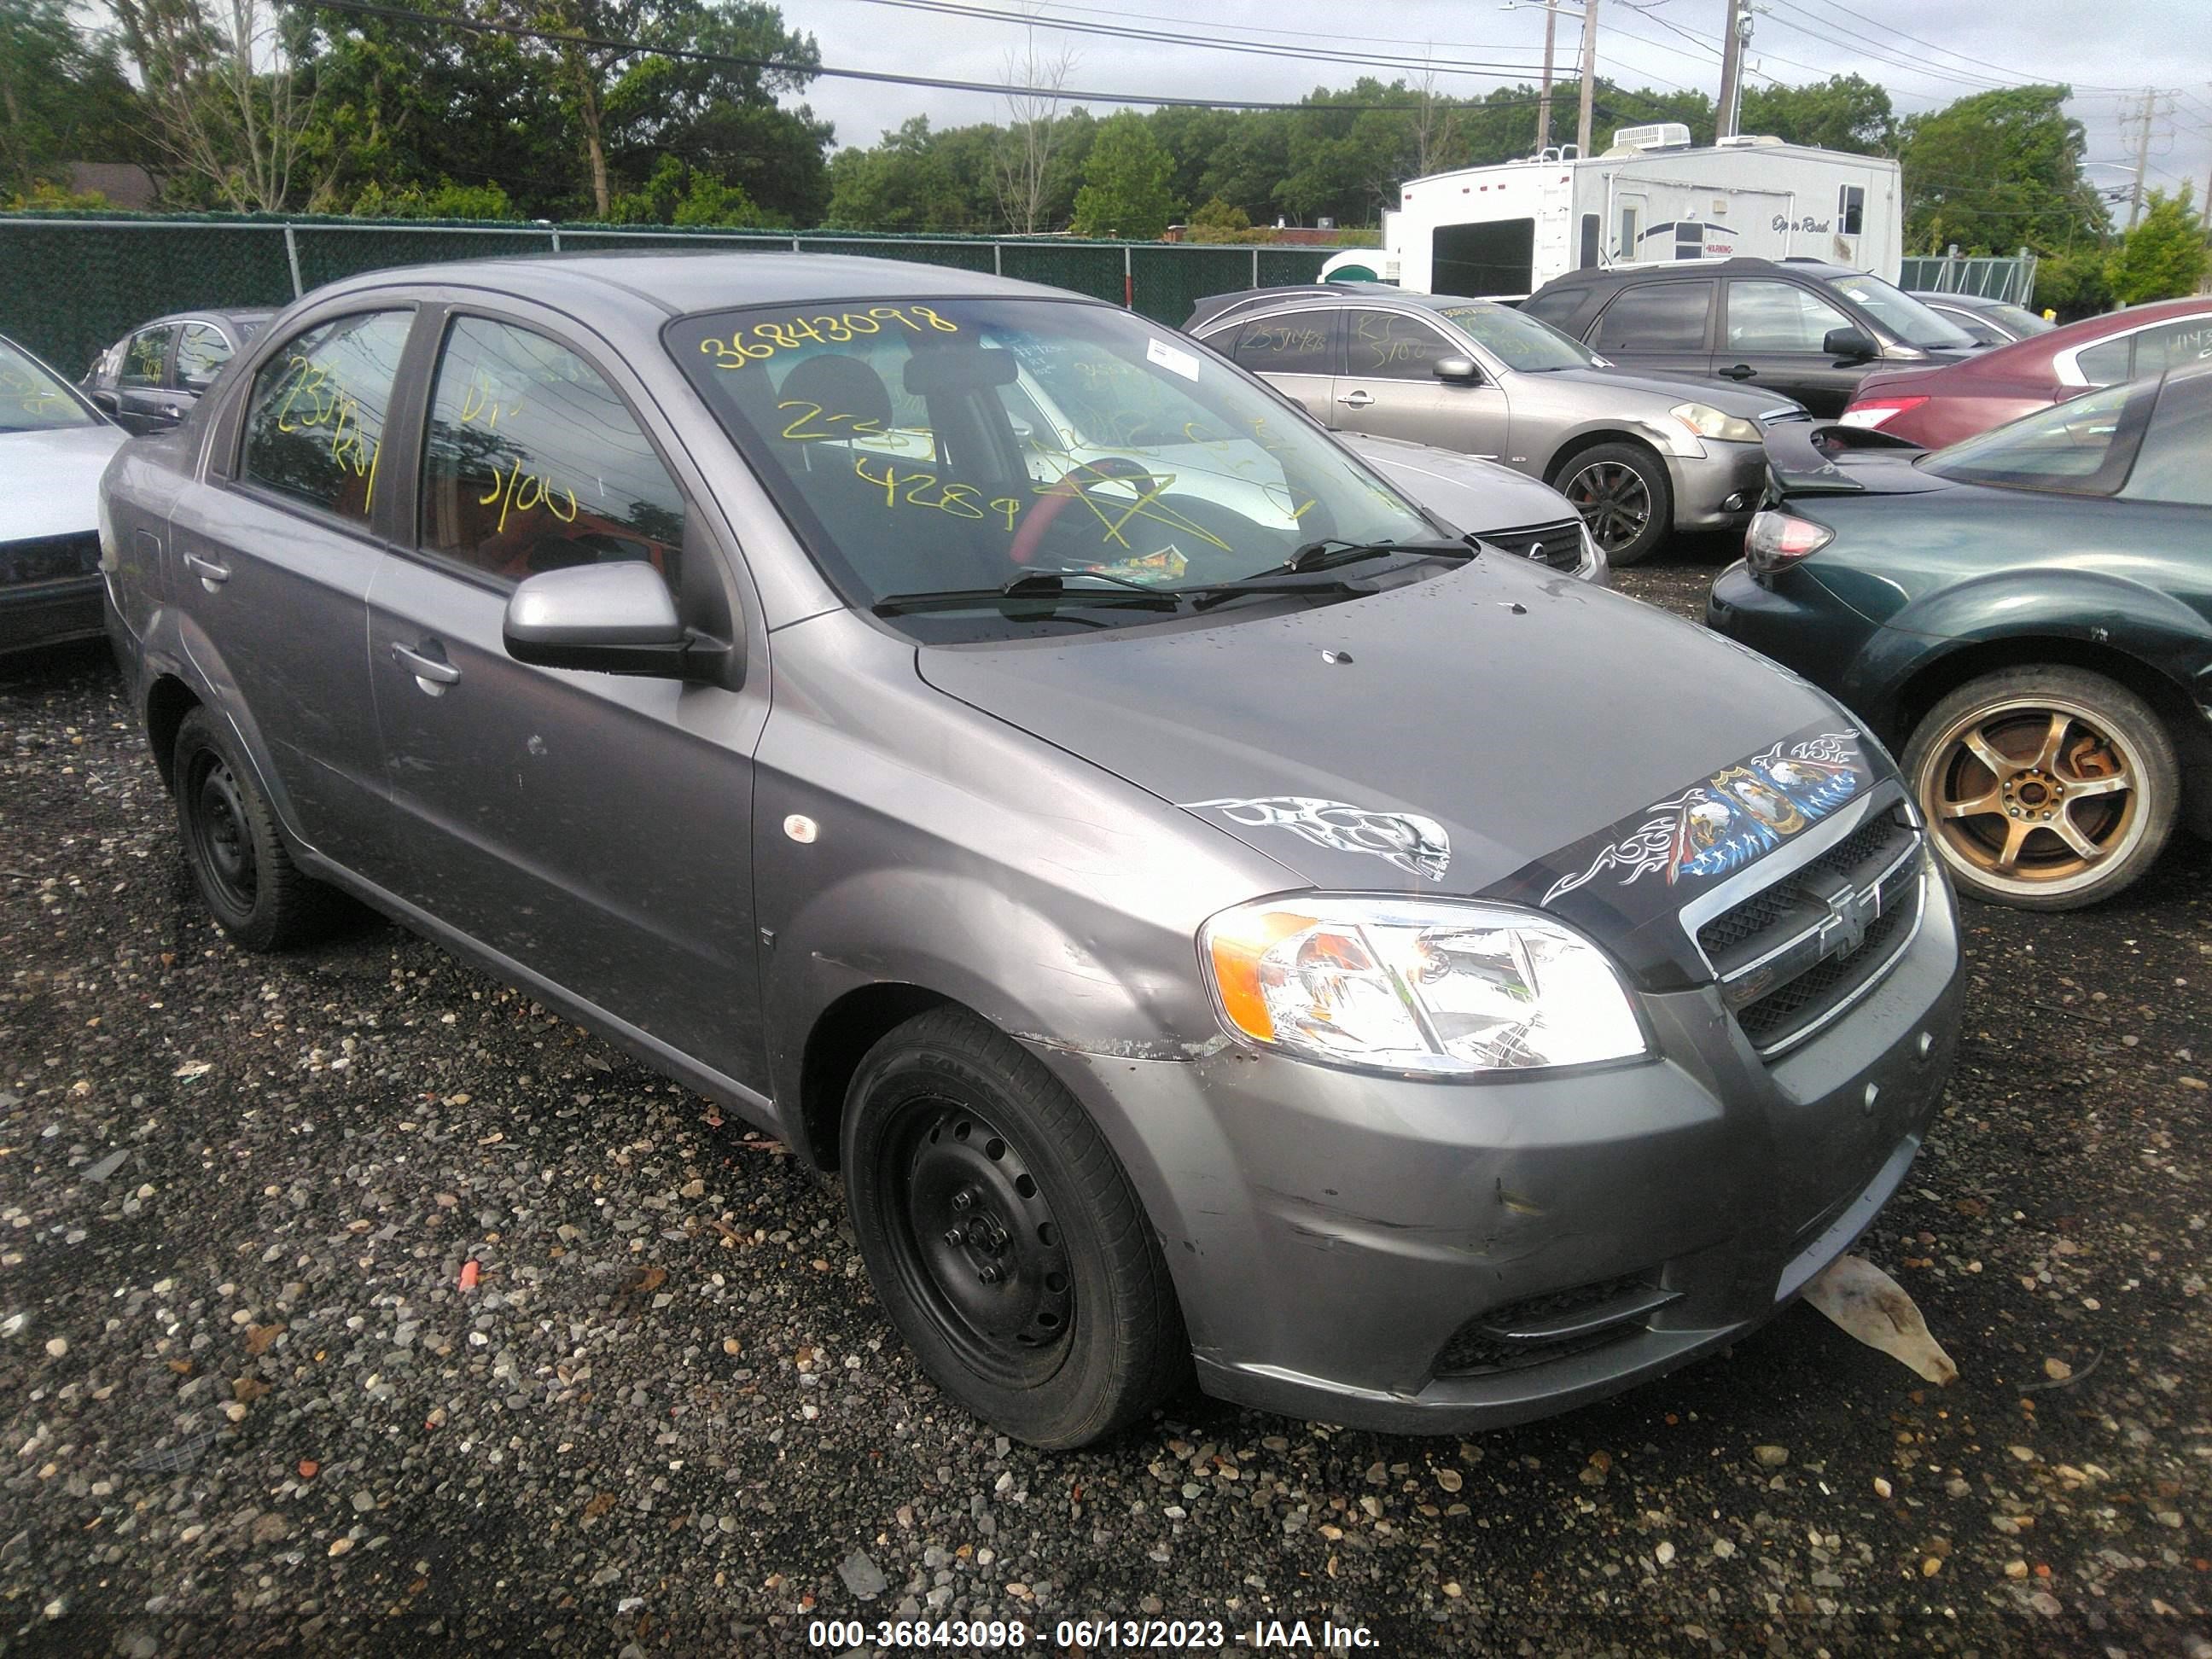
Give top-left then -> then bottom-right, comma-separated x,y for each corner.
1556,440 -> 1672,566
842,1008 -> 1187,1447
171,706 -> 338,950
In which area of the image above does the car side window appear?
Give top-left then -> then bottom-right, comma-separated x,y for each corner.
1590,282 -> 1713,352
2122,389 -> 2212,506
240,311 -> 413,525
1227,311 -> 1342,376
1726,280 -> 1853,352
121,324 -> 176,389
2072,335 -> 2133,386
1345,310 -> 1462,381
420,316 -> 686,588
176,323 -> 233,392
2128,316 -> 2212,377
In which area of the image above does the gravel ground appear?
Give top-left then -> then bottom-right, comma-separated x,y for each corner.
3,545 -> 2209,1658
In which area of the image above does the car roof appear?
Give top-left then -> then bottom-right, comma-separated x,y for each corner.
1909,291 -> 2016,312
309,252 -> 1096,322
1186,282 -> 1407,328
131,308 -> 278,330
1536,256 -> 1855,294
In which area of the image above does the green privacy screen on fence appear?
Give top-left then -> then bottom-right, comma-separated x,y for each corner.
0,212 -> 1335,375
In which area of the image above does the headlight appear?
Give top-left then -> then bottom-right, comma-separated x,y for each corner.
1672,401 -> 1765,444
1199,895 -> 1647,1076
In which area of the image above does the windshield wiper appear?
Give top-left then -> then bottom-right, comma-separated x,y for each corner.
1237,537 -> 1476,583
871,567 -> 1185,618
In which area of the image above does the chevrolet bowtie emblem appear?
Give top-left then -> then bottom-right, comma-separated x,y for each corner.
1821,888 -> 1867,958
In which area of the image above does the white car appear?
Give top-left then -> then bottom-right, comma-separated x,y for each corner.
2,333 -> 128,653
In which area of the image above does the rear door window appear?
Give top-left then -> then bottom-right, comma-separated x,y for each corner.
1590,282 -> 1714,352
1227,311 -> 1342,377
419,316 -> 686,588
2128,315 -> 2212,377
240,311 -> 414,526
175,323 -> 234,391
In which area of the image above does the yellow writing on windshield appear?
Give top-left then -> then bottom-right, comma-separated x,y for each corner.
699,306 -> 959,370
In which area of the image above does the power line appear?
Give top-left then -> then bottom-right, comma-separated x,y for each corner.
303,0 -> 1708,121
1783,0 -> 2134,94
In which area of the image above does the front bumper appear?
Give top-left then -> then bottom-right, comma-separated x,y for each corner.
0,574 -> 106,655
1032,856 -> 1962,1435
1666,441 -> 1771,533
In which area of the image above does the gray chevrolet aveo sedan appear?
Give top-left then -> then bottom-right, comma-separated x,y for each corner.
102,253 -> 1961,1447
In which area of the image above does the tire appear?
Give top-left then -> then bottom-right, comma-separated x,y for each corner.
172,707 -> 338,950
1901,666 -> 2178,911
841,1008 -> 1187,1448
1554,440 -> 1672,567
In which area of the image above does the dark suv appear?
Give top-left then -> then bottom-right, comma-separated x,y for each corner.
1523,259 -> 1982,417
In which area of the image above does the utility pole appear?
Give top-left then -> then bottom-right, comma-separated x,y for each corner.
1535,0 -> 1558,153
1575,0 -> 1598,158
2127,86 -> 2156,230
1716,0 -> 1743,141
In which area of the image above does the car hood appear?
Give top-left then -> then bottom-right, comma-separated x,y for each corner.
0,423 -> 128,540
1336,433 -> 1580,532
918,556 -> 1885,987
1545,366 -> 1801,420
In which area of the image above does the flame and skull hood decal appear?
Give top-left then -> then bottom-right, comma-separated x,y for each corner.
916,552 -> 1880,983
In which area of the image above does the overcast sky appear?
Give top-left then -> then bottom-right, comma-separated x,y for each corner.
789,0 -> 2212,208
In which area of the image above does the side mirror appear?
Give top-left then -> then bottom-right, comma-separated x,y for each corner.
504,561 -> 696,678
1431,356 -> 1481,385
89,388 -> 119,414
1823,327 -> 1877,361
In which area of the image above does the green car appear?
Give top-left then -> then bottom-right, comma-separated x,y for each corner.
1708,367 -> 2212,911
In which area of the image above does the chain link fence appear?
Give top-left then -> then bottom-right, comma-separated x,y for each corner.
1898,251 -> 2040,306
0,212 -> 1332,376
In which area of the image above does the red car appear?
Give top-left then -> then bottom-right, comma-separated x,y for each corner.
1840,296 -> 2212,448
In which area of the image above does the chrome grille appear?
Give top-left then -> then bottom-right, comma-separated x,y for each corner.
1698,804 -> 1925,1060
1478,517 -> 1584,571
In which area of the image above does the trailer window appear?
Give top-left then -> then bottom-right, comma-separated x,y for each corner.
1837,184 -> 1865,238
1431,219 -> 1534,297
1618,205 -> 1641,261
1580,214 -> 1600,271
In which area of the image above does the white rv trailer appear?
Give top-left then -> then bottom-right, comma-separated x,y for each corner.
1321,124 -> 1903,299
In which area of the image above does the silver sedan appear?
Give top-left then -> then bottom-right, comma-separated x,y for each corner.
1188,286 -> 1807,565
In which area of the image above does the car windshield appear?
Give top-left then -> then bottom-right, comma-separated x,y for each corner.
1982,302 -> 2054,339
1435,300 -> 1598,371
1820,272 -> 1977,351
0,337 -> 96,433
1920,379 -> 2152,495
669,297 -> 1442,637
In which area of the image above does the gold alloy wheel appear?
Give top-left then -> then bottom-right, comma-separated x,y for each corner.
1916,695 -> 2146,898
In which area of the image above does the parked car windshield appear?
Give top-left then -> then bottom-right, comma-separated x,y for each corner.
1819,272 -> 1977,351
1981,302 -> 2054,339
1435,300 -> 1598,372
1920,378 -> 2152,495
669,297 -> 1441,636
0,337 -> 97,433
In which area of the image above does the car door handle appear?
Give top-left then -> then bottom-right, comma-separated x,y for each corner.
181,552 -> 230,590
1717,364 -> 1758,380
390,642 -> 462,693
1336,390 -> 1374,408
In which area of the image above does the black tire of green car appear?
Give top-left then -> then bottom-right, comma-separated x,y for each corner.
1901,666 -> 2179,912
172,707 -> 339,950
1555,439 -> 1672,567
841,1007 -> 1189,1448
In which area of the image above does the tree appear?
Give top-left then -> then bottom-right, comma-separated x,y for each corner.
824,116 -> 981,232
350,178 -> 522,218
1069,111 -> 1178,238
2107,189 -> 2209,305
1898,85 -> 2104,255
1738,74 -> 1894,154
990,30 -> 1076,233
111,0 -> 317,212
0,0 -> 145,195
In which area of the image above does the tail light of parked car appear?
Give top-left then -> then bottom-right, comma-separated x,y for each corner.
1745,509 -> 1834,574
1837,395 -> 1928,431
